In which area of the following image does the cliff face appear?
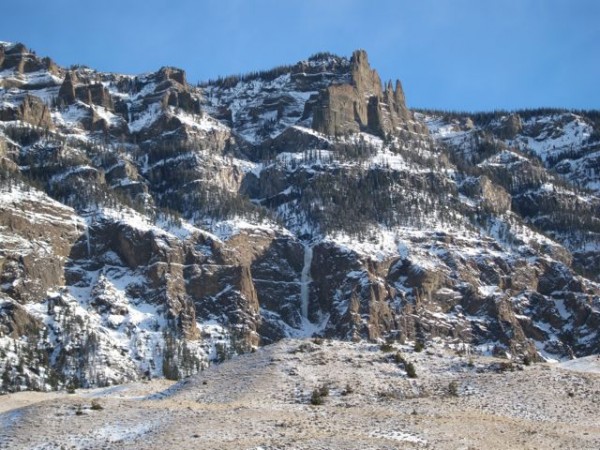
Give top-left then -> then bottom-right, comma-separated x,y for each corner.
0,42 -> 599,392
312,50 -> 427,138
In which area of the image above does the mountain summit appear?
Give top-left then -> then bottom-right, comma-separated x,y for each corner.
0,41 -> 599,391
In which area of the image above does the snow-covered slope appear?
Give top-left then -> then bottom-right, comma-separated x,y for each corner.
422,110 -> 600,192
202,52 -> 350,144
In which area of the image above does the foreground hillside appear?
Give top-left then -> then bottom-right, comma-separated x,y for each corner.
0,41 -> 599,391
1,339 -> 600,449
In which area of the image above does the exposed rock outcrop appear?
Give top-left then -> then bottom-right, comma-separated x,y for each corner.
158,67 -> 187,86
57,71 -> 77,104
461,176 -> 512,214
0,299 -> 41,338
497,114 -> 523,140
312,50 -> 427,138
0,43 -> 44,73
58,71 -> 114,110
141,67 -> 201,115
0,42 -> 599,394
0,94 -> 53,129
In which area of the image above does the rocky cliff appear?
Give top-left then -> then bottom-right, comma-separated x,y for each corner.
312,50 -> 426,139
0,41 -> 599,392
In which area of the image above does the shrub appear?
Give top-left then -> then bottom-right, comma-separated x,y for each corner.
317,384 -> 329,397
311,389 -> 325,405
90,399 -> 103,410
414,341 -> 424,352
380,343 -> 394,353
405,362 -> 418,378
66,376 -> 79,394
448,381 -> 459,397
294,342 -> 314,353
341,383 -> 354,396
496,362 -> 515,373
394,352 -> 407,365
310,384 -> 329,405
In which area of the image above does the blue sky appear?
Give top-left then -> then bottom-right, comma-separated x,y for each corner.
3,0 -> 598,111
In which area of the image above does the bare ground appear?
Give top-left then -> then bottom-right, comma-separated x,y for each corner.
1,340 -> 599,449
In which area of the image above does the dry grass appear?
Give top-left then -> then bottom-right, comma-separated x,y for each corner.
1,340 -> 599,449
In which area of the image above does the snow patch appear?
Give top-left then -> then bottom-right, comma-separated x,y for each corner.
559,356 -> 600,374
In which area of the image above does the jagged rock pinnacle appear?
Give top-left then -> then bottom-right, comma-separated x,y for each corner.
311,49 -> 426,137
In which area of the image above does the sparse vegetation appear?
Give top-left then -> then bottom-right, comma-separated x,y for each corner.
379,343 -> 394,352
394,352 -> 407,365
214,342 -> 233,364
496,362 -> 516,373
405,362 -> 418,378
0,39 -> 599,407
378,389 -> 401,400
341,383 -> 354,396
90,399 -> 103,410
2,339 -> 600,448
317,384 -> 329,397
448,380 -> 459,397
310,384 -> 329,405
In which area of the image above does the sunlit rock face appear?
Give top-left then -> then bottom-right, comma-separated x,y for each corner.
0,41 -> 599,392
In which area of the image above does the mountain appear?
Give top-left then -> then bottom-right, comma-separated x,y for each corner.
0,41 -> 599,392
